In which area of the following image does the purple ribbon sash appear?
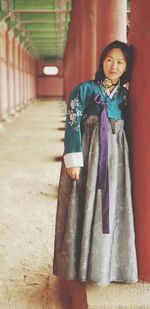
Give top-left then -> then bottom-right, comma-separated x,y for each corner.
93,93 -> 109,234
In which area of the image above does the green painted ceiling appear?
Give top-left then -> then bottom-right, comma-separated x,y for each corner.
0,0 -> 72,60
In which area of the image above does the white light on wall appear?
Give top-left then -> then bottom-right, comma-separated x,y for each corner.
43,66 -> 59,75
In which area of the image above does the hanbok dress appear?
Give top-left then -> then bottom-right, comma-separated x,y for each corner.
53,79 -> 138,286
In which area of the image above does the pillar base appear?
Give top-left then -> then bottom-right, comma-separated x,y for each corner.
0,122 -> 5,131
1,114 -> 12,123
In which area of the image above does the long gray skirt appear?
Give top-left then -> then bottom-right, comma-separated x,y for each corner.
53,116 -> 138,285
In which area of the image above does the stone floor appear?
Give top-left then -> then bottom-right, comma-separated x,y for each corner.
0,100 -> 81,309
87,281 -> 150,308
1,99 -> 150,309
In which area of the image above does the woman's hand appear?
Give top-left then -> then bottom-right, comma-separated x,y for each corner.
66,167 -> 81,180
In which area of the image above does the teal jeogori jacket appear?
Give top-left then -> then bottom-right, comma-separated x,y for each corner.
64,79 -> 128,168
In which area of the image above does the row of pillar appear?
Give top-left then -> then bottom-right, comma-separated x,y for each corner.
0,21 -> 36,120
64,0 -> 150,282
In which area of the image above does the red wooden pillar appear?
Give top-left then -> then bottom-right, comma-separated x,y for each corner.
129,0 -> 150,281
64,0 -> 97,101
29,57 -> 31,100
63,29 -> 71,102
20,44 -> 24,108
82,0 -> 97,81
27,53 -> 30,103
74,0 -> 97,83
5,29 -> 10,115
8,30 -> 15,114
28,56 -> 31,101
26,54 -> 36,101
64,6 -> 76,101
0,21 -> 8,118
14,38 -> 20,111
22,47 -> 26,107
96,0 -> 127,64
24,49 -> 27,106
17,43 -> 21,110
12,36 -> 16,112
29,56 -> 32,100
74,0 -> 84,85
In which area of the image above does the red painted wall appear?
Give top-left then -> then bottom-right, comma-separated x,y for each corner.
36,60 -> 64,98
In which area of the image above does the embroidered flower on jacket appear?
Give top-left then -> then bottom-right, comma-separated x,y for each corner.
70,98 -> 77,109
67,97 -> 82,131
69,112 -> 77,123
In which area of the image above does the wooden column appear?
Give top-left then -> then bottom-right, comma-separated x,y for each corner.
96,0 -> 127,64
82,0 -> 97,81
129,0 -> 150,281
74,0 -> 84,85
8,30 -> 15,114
64,2 -> 77,102
64,0 -> 97,101
0,21 -> 8,118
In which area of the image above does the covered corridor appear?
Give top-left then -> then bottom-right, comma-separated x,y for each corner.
0,0 -> 150,308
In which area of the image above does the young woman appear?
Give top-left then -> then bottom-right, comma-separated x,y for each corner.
53,40 -> 138,286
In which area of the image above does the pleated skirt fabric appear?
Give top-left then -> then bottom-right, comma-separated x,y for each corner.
53,116 -> 138,286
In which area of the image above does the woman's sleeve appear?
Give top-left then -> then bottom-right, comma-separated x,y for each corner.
63,83 -> 88,168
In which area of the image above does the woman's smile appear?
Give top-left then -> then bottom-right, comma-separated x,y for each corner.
103,48 -> 127,83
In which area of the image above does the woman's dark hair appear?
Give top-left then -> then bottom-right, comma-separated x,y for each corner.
95,40 -> 134,85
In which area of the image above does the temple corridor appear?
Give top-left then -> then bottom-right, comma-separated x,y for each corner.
1,0 -> 150,307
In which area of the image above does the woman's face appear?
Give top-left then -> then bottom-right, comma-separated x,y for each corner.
103,48 -> 127,83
